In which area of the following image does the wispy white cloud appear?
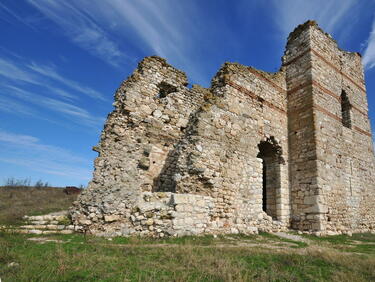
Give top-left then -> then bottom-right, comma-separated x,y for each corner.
0,157 -> 91,180
363,17 -> 375,70
2,85 -> 104,129
28,62 -> 105,100
0,2 -> 36,29
0,57 -> 39,85
0,95 -> 36,116
0,131 -> 41,149
27,0 -> 207,84
0,55 -> 105,101
41,97 -> 105,128
0,130 -> 91,180
90,0 -> 185,58
27,0 -> 126,67
88,0 -> 205,80
269,0 -> 357,38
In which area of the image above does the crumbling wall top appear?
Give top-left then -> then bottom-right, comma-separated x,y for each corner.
211,61 -> 285,89
286,20 -> 362,58
287,20 -> 318,43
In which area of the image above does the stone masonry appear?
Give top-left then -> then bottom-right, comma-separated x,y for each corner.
71,21 -> 375,237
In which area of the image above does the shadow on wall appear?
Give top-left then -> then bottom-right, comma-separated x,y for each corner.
152,108 -> 212,194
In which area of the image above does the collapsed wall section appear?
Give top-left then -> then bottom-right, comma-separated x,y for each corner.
71,57 -> 206,235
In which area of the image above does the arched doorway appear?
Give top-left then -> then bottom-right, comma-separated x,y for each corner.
257,137 -> 283,220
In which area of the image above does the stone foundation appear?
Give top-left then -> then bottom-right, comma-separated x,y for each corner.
72,192 -> 287,237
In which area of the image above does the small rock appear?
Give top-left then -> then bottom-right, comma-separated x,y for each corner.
7,262 -> 19,268
153,110 -> 162,118
104,215 -> 120,222
28,229 -> 43,235
145,218 -> 154,226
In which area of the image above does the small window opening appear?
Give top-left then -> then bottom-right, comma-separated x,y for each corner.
156,82 -> 177,98
341,90 -> 352,129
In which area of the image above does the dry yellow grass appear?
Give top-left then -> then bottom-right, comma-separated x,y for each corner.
0,186 -> 78,225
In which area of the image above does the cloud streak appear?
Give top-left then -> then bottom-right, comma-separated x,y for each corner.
28,62 -> 105,101
363,17 -> 375,70
0,55 -> 106,101
0,130 -> 91,180
0,95 -> 36,116
87,0 -> 206,82
269,0 -> 357,38
26,0 -> 208,84
27,0 -> 126,67
2,85 -> 104,129
0,2 -> 36,29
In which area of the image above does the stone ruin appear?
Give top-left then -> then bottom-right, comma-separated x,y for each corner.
71,21 -> 375,237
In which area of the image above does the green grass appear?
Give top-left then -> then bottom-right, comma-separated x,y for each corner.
300,232 -> 375,255
49,233 -> 256,247
352,233 -> 375,242
1,232 -> 375,281
1,186 -> 375,281
259,232 -> 308,248
302,233 -> 350,245
0,186 -> 78,225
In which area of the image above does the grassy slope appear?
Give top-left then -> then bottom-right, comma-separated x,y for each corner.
0,186 -> 78,225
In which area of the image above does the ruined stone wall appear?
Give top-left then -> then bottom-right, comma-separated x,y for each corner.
72,57 -> 291,236
72,21 -> 375,237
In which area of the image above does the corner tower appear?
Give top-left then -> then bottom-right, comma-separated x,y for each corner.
284,21 -> 375,233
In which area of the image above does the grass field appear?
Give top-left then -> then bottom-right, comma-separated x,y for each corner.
1,186 -> 375,281
0,186 -> 78,225
1,232 -> 375,281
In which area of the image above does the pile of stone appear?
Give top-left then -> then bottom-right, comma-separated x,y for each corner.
1,211 -> 75,235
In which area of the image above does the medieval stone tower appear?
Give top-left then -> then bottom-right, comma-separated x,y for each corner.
72,21 -> 375,237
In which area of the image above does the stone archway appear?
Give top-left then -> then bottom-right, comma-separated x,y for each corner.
257,136 -> 283,220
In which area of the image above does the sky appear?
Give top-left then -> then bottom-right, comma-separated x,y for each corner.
1,0 -> 375,187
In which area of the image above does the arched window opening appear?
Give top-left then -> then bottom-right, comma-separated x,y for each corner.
341,90 -> 352,129
257,137 -> 283,220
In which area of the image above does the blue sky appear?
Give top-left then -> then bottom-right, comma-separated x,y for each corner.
1,0 -> 375,187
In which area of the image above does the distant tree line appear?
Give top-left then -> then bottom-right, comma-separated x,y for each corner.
4,177 -> 50,187
2,177 -> 86,189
